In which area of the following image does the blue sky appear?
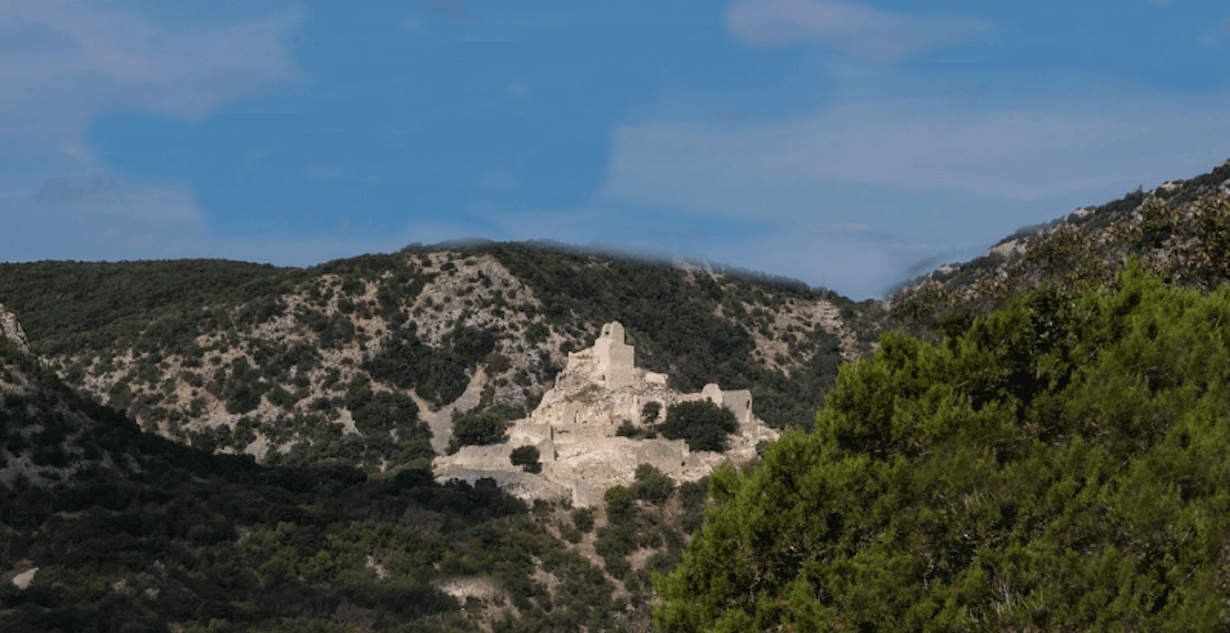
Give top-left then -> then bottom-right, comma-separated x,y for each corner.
3,0 -> 1229,299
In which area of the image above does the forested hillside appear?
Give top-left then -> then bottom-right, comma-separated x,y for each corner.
658,261 -> 1230,631
0,329 -> 708,632
0,243 -> 885,473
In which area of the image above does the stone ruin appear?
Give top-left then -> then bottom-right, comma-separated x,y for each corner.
433,321 -> 779,507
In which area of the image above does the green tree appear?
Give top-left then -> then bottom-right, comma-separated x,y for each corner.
661,400 -> 737,452
447,409 -> 509,453
630,463 -> 674,505
656,261 -> 1230,632
510,445 -> 540,471
642,400 -> 662,425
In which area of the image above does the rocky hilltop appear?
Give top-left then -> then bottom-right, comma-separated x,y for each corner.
0,303 -> 29,356
435,321 -> 779,506
893,158 -> 1230,327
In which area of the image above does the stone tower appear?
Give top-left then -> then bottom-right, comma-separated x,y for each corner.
594,321 -> 634,390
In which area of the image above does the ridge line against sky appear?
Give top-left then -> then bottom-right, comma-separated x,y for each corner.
1,0 -> 1228,299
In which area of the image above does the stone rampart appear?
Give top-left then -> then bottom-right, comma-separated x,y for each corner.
721,390 -> 753,425
433,466 -> 571,504
634,439 -> 688,475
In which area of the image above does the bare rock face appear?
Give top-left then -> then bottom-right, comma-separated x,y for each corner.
434,321 -> 780,507
0,303 -> 30,355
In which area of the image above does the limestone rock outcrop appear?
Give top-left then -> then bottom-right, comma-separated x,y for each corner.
0,303 -> 29,355
434,321 -> 780,506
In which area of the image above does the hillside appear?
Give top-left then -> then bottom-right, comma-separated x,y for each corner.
0,310 -> 711,632
0,243 -> 885,475
892,159 -> 1230,331
10,157 -> 1230,631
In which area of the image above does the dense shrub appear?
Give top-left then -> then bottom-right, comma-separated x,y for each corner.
447,410 -> 509,453
510,445 -> 540,470
660,400 -> 737,452
630,464 -> 674,505
641,401 -> 661,425
603,485 -> 634,522
571,508 -> 594,534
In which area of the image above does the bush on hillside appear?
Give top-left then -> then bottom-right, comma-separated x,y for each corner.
630,464 -> 674,505
447,410 -> 509,454
660,400 -> 737,452
510,445 -> 540,471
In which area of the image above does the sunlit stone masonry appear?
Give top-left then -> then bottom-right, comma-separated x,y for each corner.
434,321 -> 778,507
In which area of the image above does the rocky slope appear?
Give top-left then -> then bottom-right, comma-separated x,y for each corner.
0,243 -> 886,474
0,308 -> 173,489
0,310 -> 658,632
893,158 -> 1230,329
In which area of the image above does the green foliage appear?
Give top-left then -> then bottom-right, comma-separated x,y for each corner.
615,420 -> 641,438
631,464 -> 675,505
571,508 -> 594,534
641,400 -> 661,425
363,323 -> 495,407
1195,196 -> 1230,280
657,261 -> 1230,632
510,445 -> 540,470
447,410 -> 509,454
344,379 -> 421,438
0,260 -> 297,355
525,322 -> 549,345
0,375 -> 624,632
603,485 -> 635,523
661,400 -> 738,452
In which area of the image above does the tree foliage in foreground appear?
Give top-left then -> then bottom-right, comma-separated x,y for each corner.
657,260 -> 1230,632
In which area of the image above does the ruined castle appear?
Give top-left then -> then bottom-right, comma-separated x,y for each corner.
433,322 -> 778,507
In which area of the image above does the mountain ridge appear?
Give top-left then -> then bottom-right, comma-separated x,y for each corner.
0,242 -> 885,477
892,158 -> 1230,329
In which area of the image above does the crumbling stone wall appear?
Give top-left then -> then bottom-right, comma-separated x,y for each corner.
434,321 -> 778,507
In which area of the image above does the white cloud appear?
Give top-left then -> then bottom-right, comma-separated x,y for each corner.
0,176 -> 410,268
597,74 -> 1230,297
601,87 -> 1230,217
0,1 -> 300,150
0,178 -> 210,261
0,2 -> 304,266
726,0 -> 991,61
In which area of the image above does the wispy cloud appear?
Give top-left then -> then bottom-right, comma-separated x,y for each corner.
33,174 -> 118,202
421,0 -> 473,23
1,178 -> 407,268
602,86 -> 1230,215
726,0 -> 992,61
0,1 -> 300,149
597,71 -> 1230,298
0,1 -> 302,265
